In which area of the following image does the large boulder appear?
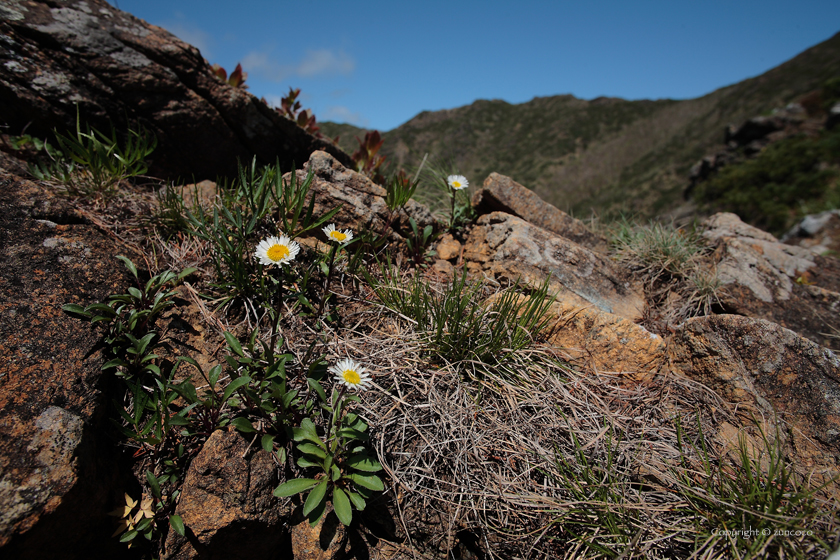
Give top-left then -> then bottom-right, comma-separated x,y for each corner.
669,314 -> 840,489
0,163 -> 131,559
702,212 -> 840,350
471,172 -> 608,252
462,211 -> 645,321
0,0 -> 351,181
544,298 -> 665,380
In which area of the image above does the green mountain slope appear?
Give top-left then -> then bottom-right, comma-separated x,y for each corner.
321,31 -> 840,220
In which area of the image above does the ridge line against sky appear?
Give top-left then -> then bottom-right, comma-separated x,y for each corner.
113,0 -> 840,132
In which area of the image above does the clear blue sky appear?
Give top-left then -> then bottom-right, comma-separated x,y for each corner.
111,0 -> 840,132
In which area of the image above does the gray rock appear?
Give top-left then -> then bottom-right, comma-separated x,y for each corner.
0,0 -> 351,181
472,172 -> 608,252
701,212 -> 840,349
462,211 -> 644,321
291,150 -> 436,239
0,165 -> 130,559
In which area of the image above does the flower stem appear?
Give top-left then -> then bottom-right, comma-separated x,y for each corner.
449,187 -> 456,230
269,279 -> 285,367
316,243 -> 339,320
325,384 -> 348,447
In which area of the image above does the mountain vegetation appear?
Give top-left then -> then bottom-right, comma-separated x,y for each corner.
321,31 -> 840,221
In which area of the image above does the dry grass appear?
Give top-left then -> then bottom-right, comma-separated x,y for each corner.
302,279 -> 838,559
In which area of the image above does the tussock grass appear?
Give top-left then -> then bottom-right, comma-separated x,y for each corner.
608,218 -> 726,334
610,218 -> 706,278
366,261 -> 555,369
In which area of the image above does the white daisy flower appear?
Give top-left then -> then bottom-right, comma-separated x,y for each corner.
329,358 -> 371,391
322,223 -> 354,244
447,174 -> 469,190
255,235 -> 300,267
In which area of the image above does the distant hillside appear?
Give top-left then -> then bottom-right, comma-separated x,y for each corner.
321,31 -> 840,220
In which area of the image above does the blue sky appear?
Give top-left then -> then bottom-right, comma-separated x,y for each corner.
112,0 -> 840,132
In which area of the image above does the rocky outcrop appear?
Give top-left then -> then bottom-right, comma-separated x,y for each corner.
463,211 -> 645,321
0,167 -> 131,559
471,172 -> 608,252
686,102 -> 820,196
544,299 -> 665,381
669,314 -> 840,486
163,429 -> 293,560
702,212 -> 840,350
0,0 -> 351,181
782,208 -> 840,256
291,150 -> 435,238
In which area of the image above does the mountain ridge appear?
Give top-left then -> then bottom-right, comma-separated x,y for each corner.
321,30 -> 840,220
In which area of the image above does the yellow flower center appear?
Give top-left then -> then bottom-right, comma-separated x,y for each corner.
330,231 -> 347,242
342,369 -> 361,385
267,244 -> 290,261
451,181 -> 462,189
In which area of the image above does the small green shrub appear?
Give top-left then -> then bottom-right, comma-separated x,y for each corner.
62,256 -> 196,445
183,158 -> 340,312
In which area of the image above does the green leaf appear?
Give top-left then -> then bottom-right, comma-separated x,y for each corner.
230,417 -> 256,433
135,332 -> 156,355
128,286 -> 143,300
303,479 -> 328,517
261,434 -> 275,453
101,358 -> 127,371
208,364 -> 222,388
120,529 -> 138,543
86,303 -> 118,316
345,490 -> 367,511
337,428 -> 368,441
177,267 -> 197,281
168,414 -> 191,426
173,380 -> 199,403
297,442 -> 327,459
224,331 -> 244,357
307,378 -> 327,404
347,473 -> 384,492
135,517 -> 153,533
274,477 -> 318,498
297,455 -> 322,469
222,376 -> 251,403
346,453 -> 382,472
280,389 -> 299,409
61,303 -> 92,319
169,514 -> 185,536
292,418 -> 324,447
145,470 -> 162,499
332,487 -> 352,526
116,255 -> 139,279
